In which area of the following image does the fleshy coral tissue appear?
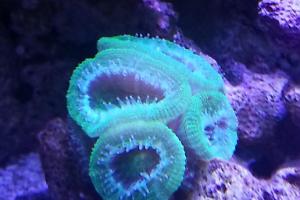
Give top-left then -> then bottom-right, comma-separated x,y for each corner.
66,35 -> 238,200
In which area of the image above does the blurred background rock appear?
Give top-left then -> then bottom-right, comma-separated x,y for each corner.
0,0 -> 299,199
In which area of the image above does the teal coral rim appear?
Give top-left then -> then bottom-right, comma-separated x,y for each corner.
66,34 -> 239,200
66,47 -> 192,137
89,120 -> 186,200
98,35 -> 224,93
179,91 -> 238,160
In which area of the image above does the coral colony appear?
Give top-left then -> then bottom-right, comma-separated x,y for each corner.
66,35 -> 238,200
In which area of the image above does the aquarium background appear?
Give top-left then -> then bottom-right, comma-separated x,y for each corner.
0,0 -> 300,199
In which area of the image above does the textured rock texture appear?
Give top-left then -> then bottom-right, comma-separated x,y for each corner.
259,0 -> 300,47
1,0 -> 300,199
284,83 -> 300,127
38,118 -> 98,200
188,159 -> 300,200
226,66 -> 287,144
172,0 -> 300,80
0,153 -> 47,200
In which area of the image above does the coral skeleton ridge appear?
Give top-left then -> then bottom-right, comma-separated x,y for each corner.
66,35 -> 238,200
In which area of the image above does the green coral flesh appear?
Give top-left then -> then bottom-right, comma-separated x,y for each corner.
67,48 -> 192,137
179,91 -> 238,160
98,35 -> 224,93
89,121 -> 186,200
94,82 -> 191,137
66,34 -> 239,199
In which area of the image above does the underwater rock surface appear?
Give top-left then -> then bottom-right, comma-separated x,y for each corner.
0,0 -> 299,199
226,67 -> 288,144
284,83 -> 300,128
38,118 -> 98,200
0,153 -> 47,200
189,159 -> 300,200
259,0 -> 300,47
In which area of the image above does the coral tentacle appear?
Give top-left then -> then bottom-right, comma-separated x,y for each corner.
66,35 -> 239,200
89,121 -> 186,200
179,91 -> 238,160
98,35 -> 224,93
67,48 -> 191,137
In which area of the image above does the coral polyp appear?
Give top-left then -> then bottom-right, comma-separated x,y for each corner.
89,121 -> 186,200
179,91 -> 238,160
98,35 -> 224,93
67,48 -> 191,137
66,35 -> 238,200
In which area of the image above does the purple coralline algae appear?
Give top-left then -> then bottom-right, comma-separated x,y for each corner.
259,0 -> 300,47
226,66 -> 288,144
1,0 -> 300,199
188,159 -> 300,200
38,118 -> 99,200
284,83 -> 300,128
0,153 -> 47,200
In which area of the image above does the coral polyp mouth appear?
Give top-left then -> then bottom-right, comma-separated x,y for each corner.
89,121 -> 186,200
110,147 -> 160,189
179,91 -> 238,160
88,71 -> 165,110
67,35 -> 239,200
204,118 -> 229,142
66,47 -> 192,137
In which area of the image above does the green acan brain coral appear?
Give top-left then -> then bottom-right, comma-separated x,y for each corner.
66,35 -> 238,200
